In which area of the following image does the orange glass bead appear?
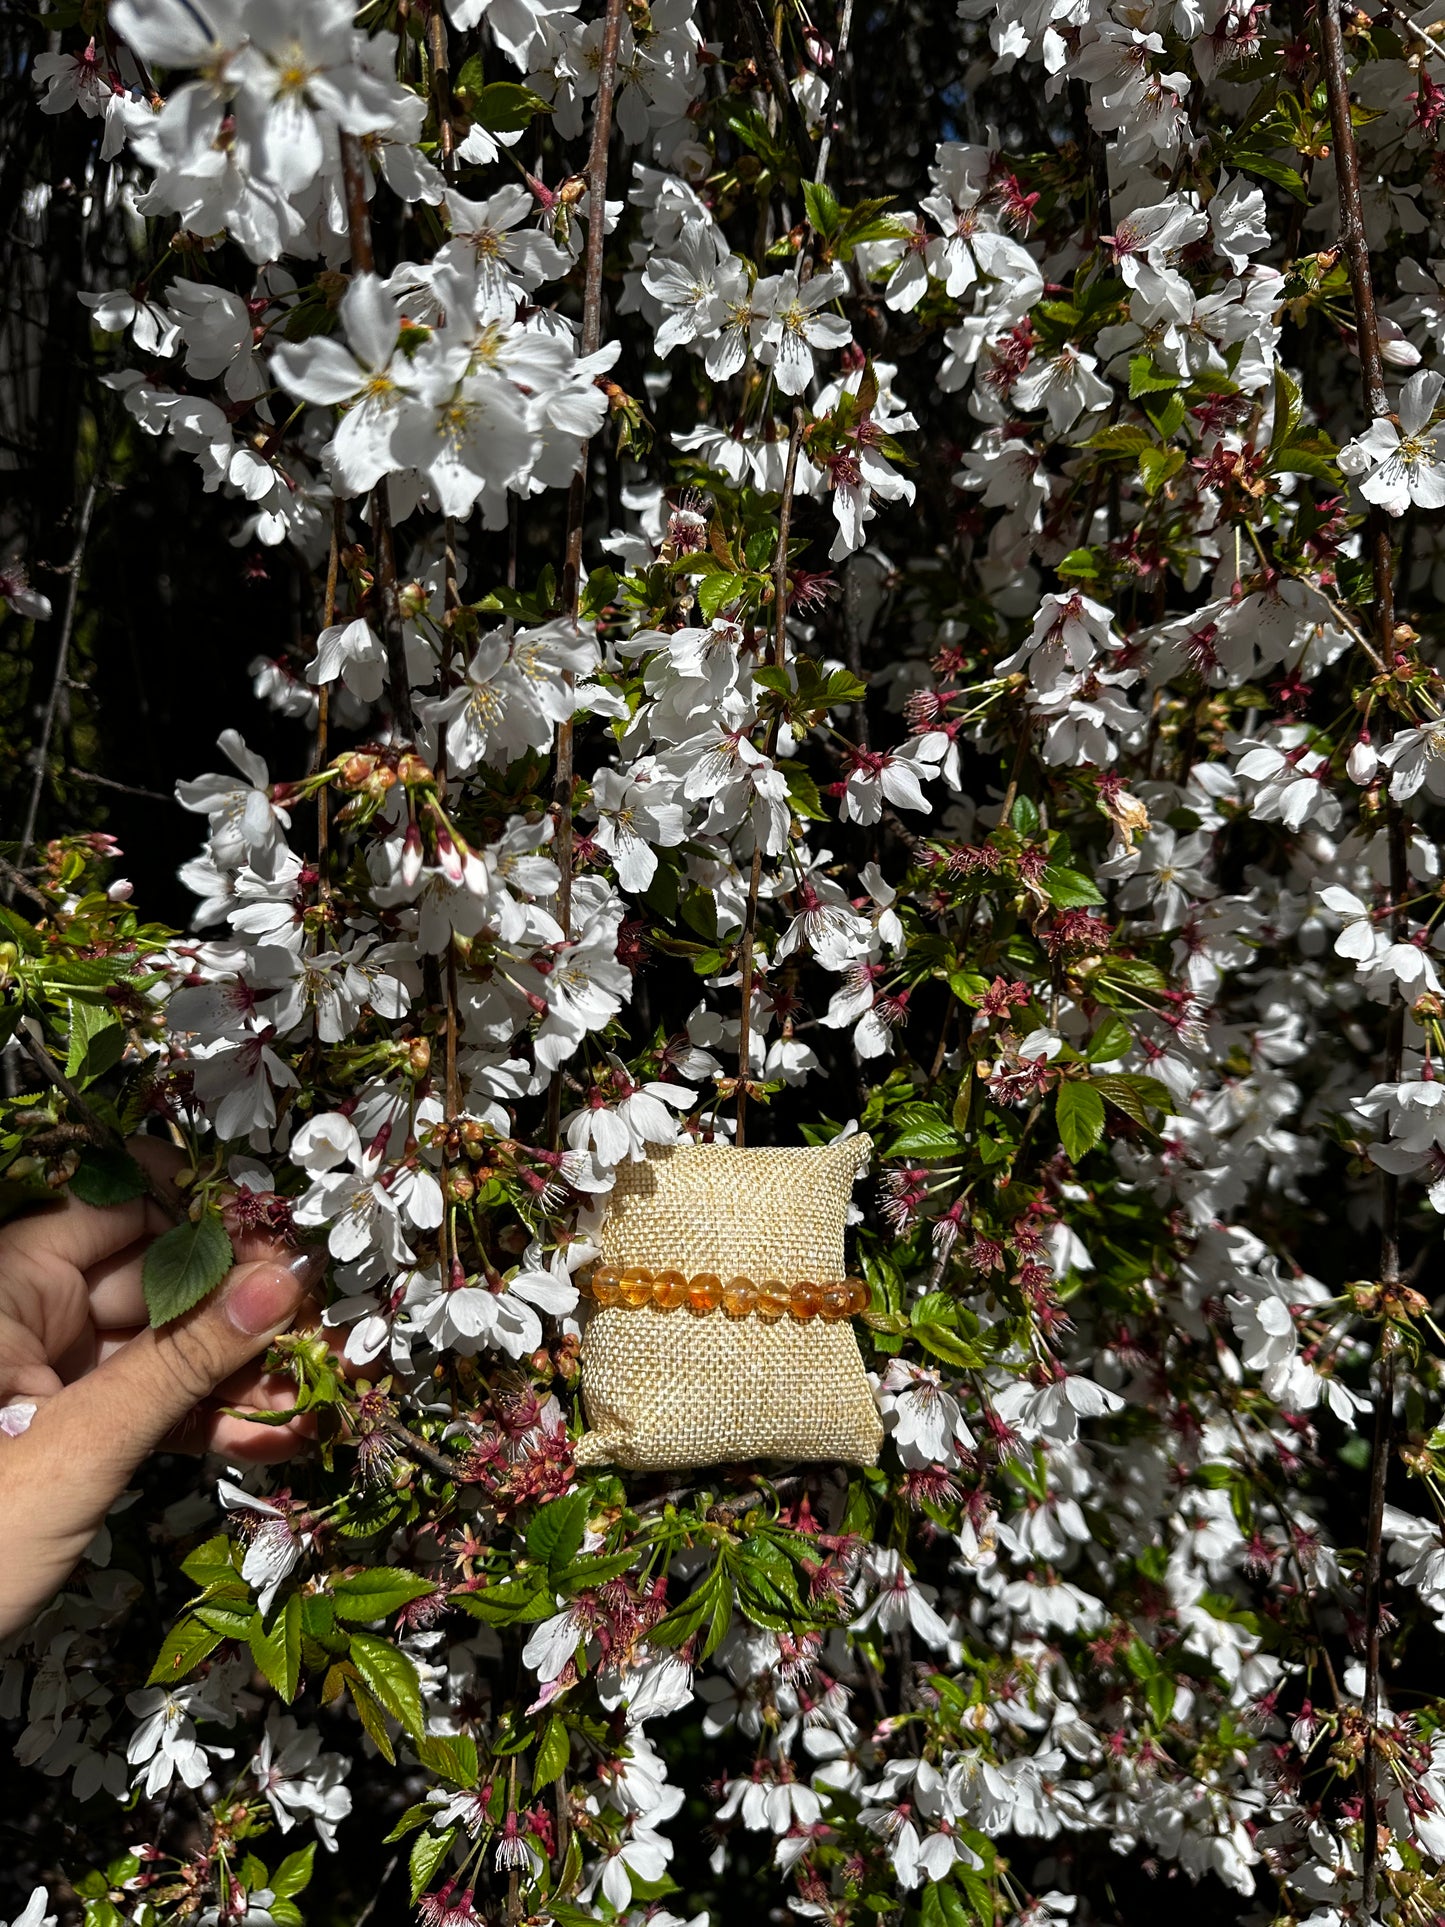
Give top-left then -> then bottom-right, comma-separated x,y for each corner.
755,1280 -> 789,1323
819,1281 -> 853,1319
721,1275 -> 757,1318
843,1277 -> 871,1315
653,1269 -> 689,1311
618,1266 -> 655,1308
686,1272 -> 721,1314
790,1281 -> 823,1322
591,1266 -> 623,1307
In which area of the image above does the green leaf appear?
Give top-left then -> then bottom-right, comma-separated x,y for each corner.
69,1145 -> 149,1207
270,1846 -> 315,1901
1085,1015 -> 1131,1062
533,1713 -> 570,1789
1128,354 -> 1178,398
1009,794 -> 1040,835
1229,145 -> 1308,202
1267,362 -> 1304,459
1144,391 -> 1187,441
526,1489 -> 590,1586
1056,547 -> 1098,579
410,1827 -> 457,1905
180,1533 -> 242,1586
331,1567 -> 438,1622
347,1674 -> 396,1763
251,1595 -> 302,1702
147,1614 -> 224,1687
350,1631 -> 426,1737
913,1322 -> 986,1369
1040,863 -> 1105,908
1055,1080 -> 1106,1163
142,1210 -> 235,1326
803,178 -> 842,236
697,570 -> 748,622
886,1107 -> 964,1160
457,74 -> 553,131
1092,1072 -> 1174,1125
1138,444 -> 1185,495
65,997 -> 125,1084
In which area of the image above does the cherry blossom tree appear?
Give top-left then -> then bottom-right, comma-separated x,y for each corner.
5,0 -> 1445,1923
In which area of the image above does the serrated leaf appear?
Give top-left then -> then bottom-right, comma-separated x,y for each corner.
697,570 -> 749,622
69,1146 -> 149,1207
1229,146 -> 1308,202
251,1595 -> 302,1702
886,1108 -> 965,1159
350,1631 -> 426,1736
182,1534 -> 241,1586
803,178 -> 841,236
1092,1072 -> 1174,1125
1040,863 -> 1105,909
65,997 -> 125,1084
347,1673 -> 395,1763
142,1210 -> 235,1326
331,1567 -> 438,1622
533,1713 -> 570,1789
913,1321 -> 986,1369
526,1489 -> 589,1586
270,1846 -> 315,1900
147,1615 -> 224,1687
1055,1080 -> 1106,1162
1128,354 -> 1178,398
1085,1015 -> 1131,1062
410,1828 -> 457,1905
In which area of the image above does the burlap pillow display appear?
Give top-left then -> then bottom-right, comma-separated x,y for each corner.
574,1136 -> 883,1471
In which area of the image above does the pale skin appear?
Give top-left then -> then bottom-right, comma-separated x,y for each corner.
0,1139 -> 321,1636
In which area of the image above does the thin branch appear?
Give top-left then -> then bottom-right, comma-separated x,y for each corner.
66,766 -> 170,803
8,1025 -> 181,1221
546,0 -> 627,1151
735,408 -> 806,1147
313,501 -> 344,885
17,470 -> 100,871
733,0 -> 814,175
338,133 -> 414,742
812,0 -> 854,186
1318,4 -> 1402,1914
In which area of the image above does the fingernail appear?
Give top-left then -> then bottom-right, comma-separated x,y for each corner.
224,1267 -> 307,1338
288,1249 -> 328,1285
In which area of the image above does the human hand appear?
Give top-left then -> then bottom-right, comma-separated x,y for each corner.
0,1138 -> 321,1636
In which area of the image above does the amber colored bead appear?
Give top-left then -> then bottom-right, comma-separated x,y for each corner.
653,1268 -> 689,1311
843,1276 -> 871,1316
755,1280 -> 789,1323
618,1266 -> 655,1308
686,1272 -> 721,1314
790,1281 -> 823,1322
721,1274 -> 757,1318
591,1266 -> 623,1307
819,1281 -> 853,1319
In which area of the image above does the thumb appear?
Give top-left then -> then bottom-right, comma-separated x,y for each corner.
0,1256 -> 317,1639
66,1255 -> 320,1477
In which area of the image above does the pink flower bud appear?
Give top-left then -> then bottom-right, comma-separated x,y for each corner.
436,828 -> 463,884
1347,735 -> 1378,784
401,822 -> 423,887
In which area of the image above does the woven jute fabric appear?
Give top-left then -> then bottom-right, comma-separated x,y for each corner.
575,1137 -> 883,1471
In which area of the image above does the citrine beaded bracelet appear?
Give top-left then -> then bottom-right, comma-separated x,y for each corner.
581,1265 -> 870,1321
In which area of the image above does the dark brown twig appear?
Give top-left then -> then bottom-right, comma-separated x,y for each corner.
1317,5 -> 1401,1913
337,133 -> 414,742
545,0 -> 627,1151
735,409 -> 806,1147
733,0 -> 814,175
18,471 -> 100,871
